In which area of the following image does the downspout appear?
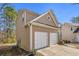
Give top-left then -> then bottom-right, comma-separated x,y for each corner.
58,24 -> 62,44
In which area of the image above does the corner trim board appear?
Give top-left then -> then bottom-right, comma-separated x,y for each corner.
30,24 -> 32,50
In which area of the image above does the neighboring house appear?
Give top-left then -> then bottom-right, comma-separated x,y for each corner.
16,9 -> 59,51
61,23 -> 79,42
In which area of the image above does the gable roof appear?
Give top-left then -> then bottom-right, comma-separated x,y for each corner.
26,10 -> 58,27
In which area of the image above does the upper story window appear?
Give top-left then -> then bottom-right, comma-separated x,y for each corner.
48,16 -> 50,19
48,16 -> 51,22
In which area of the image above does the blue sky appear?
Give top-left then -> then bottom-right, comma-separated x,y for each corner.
11,3 -> 79,24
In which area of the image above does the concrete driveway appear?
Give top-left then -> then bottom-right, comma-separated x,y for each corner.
64,43 -> 79,49
36,44 -> 79,56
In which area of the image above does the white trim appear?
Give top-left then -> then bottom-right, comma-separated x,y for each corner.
29,12 -> 48,23
32,22 -> 57,29
29,24 -> 32,50
24,11 -> 26,25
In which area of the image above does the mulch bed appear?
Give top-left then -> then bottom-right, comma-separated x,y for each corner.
0,46 -> 34,56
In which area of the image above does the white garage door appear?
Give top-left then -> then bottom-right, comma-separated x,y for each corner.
50,33 -> 58,45
35,32 -> 48,49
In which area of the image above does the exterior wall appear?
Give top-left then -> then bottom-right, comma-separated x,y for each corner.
16,10 -> 30,51
35,13 -> 56,27
16,9 -> 40,51
61,23 -> 73,42
61,23 -> 78,42
32,25 -> 58,49
17,9 -> 39,25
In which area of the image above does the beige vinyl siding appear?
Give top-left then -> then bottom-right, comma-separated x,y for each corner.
34,13 -> 56,27
17,9 -> 39,25
61,24 -> 74,42
61,23 -> 79,42
26,11 -> 39,23
16,10 -> 30,51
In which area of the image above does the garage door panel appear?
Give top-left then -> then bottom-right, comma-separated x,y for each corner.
41,32 -> 48,48
35,32 -> 42,49
42,35 -> 48,47
35,32 -> 48,49
50,33 -> 58,45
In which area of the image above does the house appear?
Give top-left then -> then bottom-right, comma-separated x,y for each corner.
61,23 -> 79,43
16,9 -> 59,51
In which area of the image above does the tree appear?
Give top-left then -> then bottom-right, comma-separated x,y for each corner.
0,4 -> 17,42
71,16 -> 79,23
4,5 -> 17,38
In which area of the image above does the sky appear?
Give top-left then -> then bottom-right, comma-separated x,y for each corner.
11,3 -> 79,24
